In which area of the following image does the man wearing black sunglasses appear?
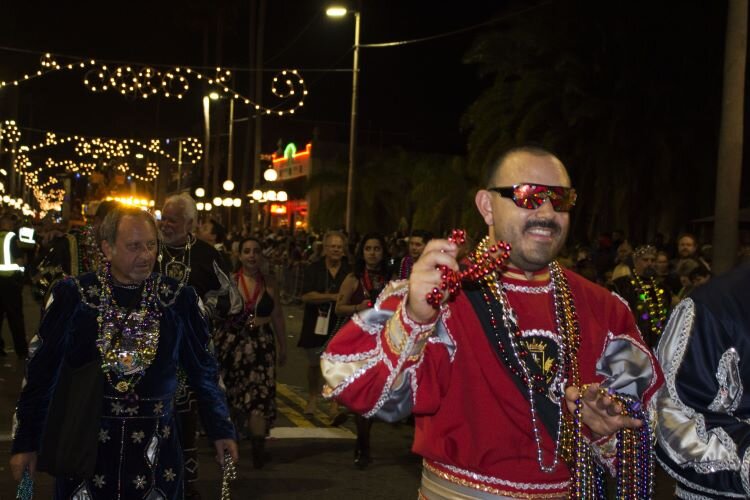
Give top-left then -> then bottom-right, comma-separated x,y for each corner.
322,146 -> 663,498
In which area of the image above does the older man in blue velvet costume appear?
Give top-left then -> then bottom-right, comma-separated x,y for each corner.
9,206 -> 238,499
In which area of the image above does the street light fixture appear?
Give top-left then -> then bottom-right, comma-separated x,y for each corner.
195,187 -> 205,198
263,167 -> 278,182
326,6 -> 347,17
327,5 -> 360,235
204,92 -> 236,223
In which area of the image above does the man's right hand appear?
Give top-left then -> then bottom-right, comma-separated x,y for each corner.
405,239 -> 459,324
10,452 -> 37,482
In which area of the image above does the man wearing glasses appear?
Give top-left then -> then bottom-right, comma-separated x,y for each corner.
322,146 -> 663,498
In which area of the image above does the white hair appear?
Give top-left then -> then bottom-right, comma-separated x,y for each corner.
163,193 -> 197,231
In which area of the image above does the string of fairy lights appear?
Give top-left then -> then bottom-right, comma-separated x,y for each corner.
0,120 -> 203,215
0,48 -> 310,218
1,52 -> 308,116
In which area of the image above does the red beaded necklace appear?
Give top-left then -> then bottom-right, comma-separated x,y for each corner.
361,268 -> 386,307
237,270 -> 264,314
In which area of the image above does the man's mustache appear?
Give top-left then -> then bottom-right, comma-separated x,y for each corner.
524,219 -> 561,234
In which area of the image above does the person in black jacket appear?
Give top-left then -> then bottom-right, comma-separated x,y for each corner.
157,193 -> 242,500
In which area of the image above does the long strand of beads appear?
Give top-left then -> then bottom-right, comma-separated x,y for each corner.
220,451 -> 237,500
594,464 -> 606,498
96,263 -> 161,396
15,469 -> 33,500
631,273 -> 667,339
548,263 -> 593,499
589,387 -> 654,499
481,253 -> 567,473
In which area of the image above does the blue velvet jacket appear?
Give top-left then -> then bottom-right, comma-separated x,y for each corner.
654,264 -> 750,499
12,272 -> 235,499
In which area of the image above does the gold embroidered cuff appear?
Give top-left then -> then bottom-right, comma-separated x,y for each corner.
385,302 -> 435,359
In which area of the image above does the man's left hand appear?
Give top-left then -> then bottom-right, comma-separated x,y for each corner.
214,439 -> 239,466
564,384 -> 642,439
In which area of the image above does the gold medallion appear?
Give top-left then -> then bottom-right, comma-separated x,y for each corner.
165,260 -> 188,283
115,380 -> 130,392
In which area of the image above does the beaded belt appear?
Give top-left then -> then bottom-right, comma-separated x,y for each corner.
421,460 -> 568,500
101,394 -> 174,419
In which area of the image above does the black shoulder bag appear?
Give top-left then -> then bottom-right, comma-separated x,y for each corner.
37,359 -> 104,478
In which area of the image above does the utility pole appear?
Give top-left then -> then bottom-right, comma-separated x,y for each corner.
713,0 -> 747,274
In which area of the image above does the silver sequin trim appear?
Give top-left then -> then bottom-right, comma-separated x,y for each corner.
655,299 -> 742,473
364,300 -> 428,418
324,330 -> 384,401
502,282 -> 552,294
320,345 -> 380,363
352,313 -> 382,335
657,456 -> 746,498
742,446 -> 750,496
327,355 -> 382,400
675,487 -> 720,500
708,347 -> 742,416
400,300 -> 437,334
433,461 -> 570,490
408,356 -> 427,406
432,310 -> 457,361
521,329 -> 560,341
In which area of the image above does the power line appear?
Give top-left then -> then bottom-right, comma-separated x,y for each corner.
265,12 -> 322,64
359,1 -> 555,49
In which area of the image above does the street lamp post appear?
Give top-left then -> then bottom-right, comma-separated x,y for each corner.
227,97 -> 235,184
176,139 -> 183,192
202,96 -> 211,192
327,6 -> 360,235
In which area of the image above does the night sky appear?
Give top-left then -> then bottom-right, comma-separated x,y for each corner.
1,0 -> 746,235
0,0 -> 501,154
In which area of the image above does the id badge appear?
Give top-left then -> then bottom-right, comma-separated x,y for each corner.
314,306 -> 331,335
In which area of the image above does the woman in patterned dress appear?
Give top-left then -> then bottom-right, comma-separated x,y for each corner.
214,237 -> 287,468
334,233 -> 390,468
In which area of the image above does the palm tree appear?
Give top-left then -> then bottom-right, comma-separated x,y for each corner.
462,0 -> 724,244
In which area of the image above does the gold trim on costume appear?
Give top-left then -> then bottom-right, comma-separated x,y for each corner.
385,304 -> 433,360
422,462 -> 567,499
386,311 -> 408,356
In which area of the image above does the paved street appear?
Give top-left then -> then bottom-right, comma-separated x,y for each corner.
0,286 -> 676,499
0,286 -> 422,499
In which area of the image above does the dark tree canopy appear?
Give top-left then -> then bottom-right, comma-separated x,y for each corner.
462,0 -> 727,244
